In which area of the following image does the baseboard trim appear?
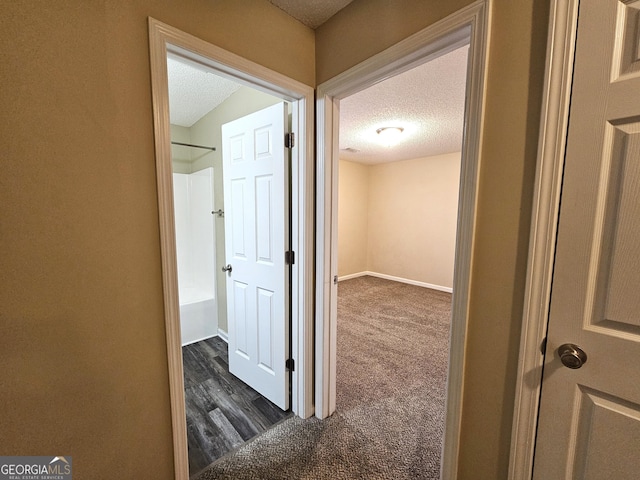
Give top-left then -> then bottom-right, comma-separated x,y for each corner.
337,272 -> 369,282
217,328 -> 228,343
339,271 -> 453,293
181,333 -> 217,347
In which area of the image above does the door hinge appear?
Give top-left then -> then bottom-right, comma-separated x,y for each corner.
540,337 -> 547,355
286,358 -> 295,371
285,250 -> 295,265
285,132 -> 295,149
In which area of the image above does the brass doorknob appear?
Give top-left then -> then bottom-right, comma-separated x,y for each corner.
558,343 -> 587,369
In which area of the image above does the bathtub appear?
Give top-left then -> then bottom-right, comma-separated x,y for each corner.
179,287 -> 217,346
173,167 -> 219,346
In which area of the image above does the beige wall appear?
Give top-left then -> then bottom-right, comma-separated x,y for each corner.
338,160 -> 370,276
0,1 -> 313,478
339,153 -> 460,290
370,153 -> 460,287
318,0 -> 551,478
174,86 -> 282,333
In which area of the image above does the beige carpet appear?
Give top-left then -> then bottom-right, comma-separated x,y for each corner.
195,276 -> 451,479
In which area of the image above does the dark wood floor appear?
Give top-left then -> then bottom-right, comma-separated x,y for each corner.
183,336 -> 292,476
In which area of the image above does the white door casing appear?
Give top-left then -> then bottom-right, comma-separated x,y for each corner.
148,18 -> 315,480
315,3 -> 490,479
508,1 -> 580,476
222,103 -> 290,410
533,0 -> 640,477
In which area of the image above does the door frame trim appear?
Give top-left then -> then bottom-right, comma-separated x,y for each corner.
314,2 -> 490,478
148,18 -> 315,480
508,0 -> 579,478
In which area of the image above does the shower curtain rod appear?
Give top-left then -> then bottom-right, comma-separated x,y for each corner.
171,141 -> 216,151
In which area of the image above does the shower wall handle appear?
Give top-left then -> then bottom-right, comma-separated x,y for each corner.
222,264 -> 233,273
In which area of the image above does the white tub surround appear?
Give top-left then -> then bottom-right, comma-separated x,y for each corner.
173,167 -> 218,345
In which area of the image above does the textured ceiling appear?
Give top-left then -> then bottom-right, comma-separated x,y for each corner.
167,55 -> 241,127
339,45 -> 469,164
166,44 -> 469,165
267,0 -> 355,29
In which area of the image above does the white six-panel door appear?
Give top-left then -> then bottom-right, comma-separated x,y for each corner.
534,1 -> 640,477
221,102 -> 290,410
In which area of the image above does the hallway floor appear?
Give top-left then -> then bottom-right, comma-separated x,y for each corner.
194,276 -> 451,479
182,336 -> 292,475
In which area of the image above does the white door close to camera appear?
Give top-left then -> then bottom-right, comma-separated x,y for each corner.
221,102 -> 290,410
533,0 -> 640,478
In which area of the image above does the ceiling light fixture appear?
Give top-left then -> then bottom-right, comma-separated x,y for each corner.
376,126 -> 404,146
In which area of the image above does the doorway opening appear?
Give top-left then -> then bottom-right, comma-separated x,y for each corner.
166,53 -> 295,474
334,44 -> 468,476
148,18 -> 314,480
315,3 -> 489,477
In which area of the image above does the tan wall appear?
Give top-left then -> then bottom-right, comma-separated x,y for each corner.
338,160 -> 370,276
338,154 -> 460,290
316,0 -> 475,84
0,2 -> 313,479
318,0 -> 550,478
367,153 -> 460,288
0,0 -> 552,477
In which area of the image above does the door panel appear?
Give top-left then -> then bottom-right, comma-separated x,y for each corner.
230,179 -> 248,258
569,387 -> 640,479
599,121 -> 640,329
534,0 -> 640,477
257,287 -> 275,373
222,102 -> 290,410
256,175 -> 274,263
233,280 -> 249,357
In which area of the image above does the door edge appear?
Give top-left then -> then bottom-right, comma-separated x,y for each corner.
508,1 -> 580,478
